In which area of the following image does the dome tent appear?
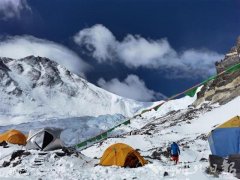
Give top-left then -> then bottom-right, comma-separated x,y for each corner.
26,127 -> 63,151
208,116 -> 240,157
0,129 -> 26,145
100,143 -> 147,168
208,116 -> 240,177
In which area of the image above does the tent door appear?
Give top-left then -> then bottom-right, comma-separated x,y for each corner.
42,131 -> 54,150
124,152 -> 142,168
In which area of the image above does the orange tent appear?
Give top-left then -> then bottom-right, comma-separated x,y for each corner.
0,129 -> 27,145
100,143 -> 147,167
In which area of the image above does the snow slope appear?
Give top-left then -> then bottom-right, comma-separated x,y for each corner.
82,96 -> 240,180
0,56 -> 152,125
0,94 -> 239,179
0,114 -> 126,146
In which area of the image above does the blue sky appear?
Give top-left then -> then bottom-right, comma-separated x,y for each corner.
0,0 -> 239,101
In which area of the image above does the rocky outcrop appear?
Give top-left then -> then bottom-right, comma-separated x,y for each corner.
237,36 -> 240,54
215,36 -> 240,73
194,37 -> 240,106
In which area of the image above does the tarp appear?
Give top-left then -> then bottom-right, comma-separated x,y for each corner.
209,154 -> 240,178
208,116 -> 240,157
185,87 -> 199,97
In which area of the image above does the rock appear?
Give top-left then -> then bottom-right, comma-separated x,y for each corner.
10,150 -> 25,161
196,134 -> 208,141
194,36 -> 240,107
0,141 -> 7,147
23,151 -> 31,156
62,147 -> 78,156
163,171 -> 169,176
12,160 -> 22,167
200,158 -> 208,162
144,131 -> 152,135
19,169 -> 27,174
162,150 -> 170,158
55,152 -> 66,157
236,36 -> 240,54
0,61 -> 10,72
2,161 -> 10,167
151,150 -> 162,160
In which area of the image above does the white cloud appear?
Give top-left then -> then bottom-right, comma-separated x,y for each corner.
0,0 -> 31,20
74,24 -> 116,62
74,24 -> 224,78
0,35 -> 90,76
97,74 -> 166,101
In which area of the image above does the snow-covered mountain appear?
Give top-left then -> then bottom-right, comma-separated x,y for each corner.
0,56 -> 151,125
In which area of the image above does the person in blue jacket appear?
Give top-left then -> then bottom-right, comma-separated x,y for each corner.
170,142 -> 180,164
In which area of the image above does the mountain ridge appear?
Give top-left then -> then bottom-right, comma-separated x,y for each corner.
0,55 -> 151,125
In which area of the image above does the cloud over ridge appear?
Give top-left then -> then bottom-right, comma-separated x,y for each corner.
0,35 -> 90,76
74,24 -> 224,78
98,74 -> 166,101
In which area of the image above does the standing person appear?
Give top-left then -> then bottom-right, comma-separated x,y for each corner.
170,142 -> 180,164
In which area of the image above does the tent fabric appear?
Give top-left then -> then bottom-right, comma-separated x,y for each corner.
26,127 -> 63,151
100,143 -> 147,167
185,87 -> 199,97
209,155 -> 225,171
217,116 -> 240,128
0,129 -> 26,145
209,154 -> 240,178
208,116 -> 240,157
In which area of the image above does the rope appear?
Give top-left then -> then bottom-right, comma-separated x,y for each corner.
75,62 -> 240,150
146,62 -> 240,114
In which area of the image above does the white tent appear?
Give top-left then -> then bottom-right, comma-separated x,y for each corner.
26,127 -> 63,151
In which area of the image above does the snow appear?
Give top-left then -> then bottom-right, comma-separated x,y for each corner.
81,96 -> 240,180
0,56 -> 153,126
181,97 -> 240,134
0,94 -> 239,179
141,95 -> 197,120
0,114 -> 126,146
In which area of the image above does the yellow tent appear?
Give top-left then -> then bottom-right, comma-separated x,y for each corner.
216,116 -> 240,128
0,129 -> 27,145
100,143 -> 147,167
